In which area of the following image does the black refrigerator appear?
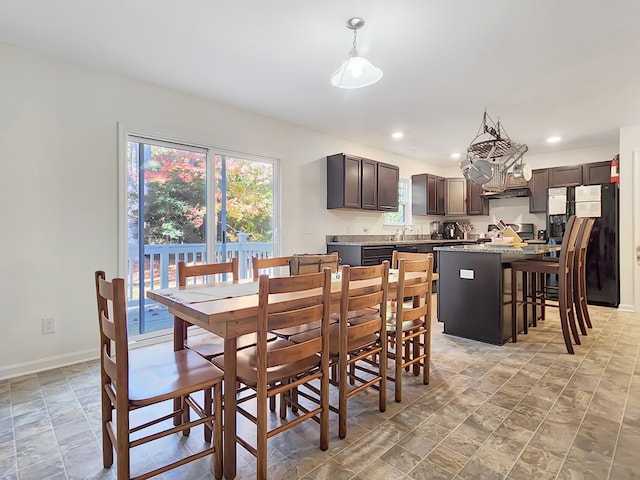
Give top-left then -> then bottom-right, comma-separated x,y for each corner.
546,183 -> 619,307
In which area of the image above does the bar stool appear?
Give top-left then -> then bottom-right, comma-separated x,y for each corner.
510,216 -> 583,354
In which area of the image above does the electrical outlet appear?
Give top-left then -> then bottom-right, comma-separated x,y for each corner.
42,317 -> 56,335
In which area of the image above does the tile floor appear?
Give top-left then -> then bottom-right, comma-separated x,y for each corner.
1,305 -> 639,480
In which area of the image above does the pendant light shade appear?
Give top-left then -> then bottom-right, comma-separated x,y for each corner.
330,18 -> 383,89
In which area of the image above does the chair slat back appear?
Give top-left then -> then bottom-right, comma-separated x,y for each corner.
178,258 -> 239,286
391,251 -> 430,269
340,262 -> 389,346
94,271 -> 129,402
252,256 -> 291,280
396,256 -> 434,334
257,269 -> 331,376
558,216 -> 584,292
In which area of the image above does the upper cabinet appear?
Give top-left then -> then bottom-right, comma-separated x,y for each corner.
412,174 -> 445,215
361,158 -> 378,210
549,165 -> 583,187
582,161 -> 612,185
445,178 -> 467,216
528,168 -> 549,213
377,162 -> 400,211
327,153 -> 362,209
466,180 -> 488,215
326,153 -> 398,211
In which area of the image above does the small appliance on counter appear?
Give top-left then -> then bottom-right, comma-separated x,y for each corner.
430,221 -> 443,240
443,221 -> 461,240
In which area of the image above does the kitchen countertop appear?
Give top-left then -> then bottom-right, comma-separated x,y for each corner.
433,243 -> 562,255
327,239 -> 478,246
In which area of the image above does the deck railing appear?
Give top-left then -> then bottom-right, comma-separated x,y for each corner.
126,241 -> 273,334
127,241 -> 273,292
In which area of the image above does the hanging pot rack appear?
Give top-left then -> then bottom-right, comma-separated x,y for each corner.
461,110 -> 529,193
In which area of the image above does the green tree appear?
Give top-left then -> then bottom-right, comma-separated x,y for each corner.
129,146 -> 274,245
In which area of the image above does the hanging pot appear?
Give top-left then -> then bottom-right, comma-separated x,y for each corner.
513,162 -> 532,182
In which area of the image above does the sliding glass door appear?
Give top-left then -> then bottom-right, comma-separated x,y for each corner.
126,138 -> 209,336
124,136 -> 279,337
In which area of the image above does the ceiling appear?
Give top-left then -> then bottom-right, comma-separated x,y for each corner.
1,0 -> 639,163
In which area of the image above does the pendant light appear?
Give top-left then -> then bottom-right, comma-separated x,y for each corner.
330,17 -> 383,89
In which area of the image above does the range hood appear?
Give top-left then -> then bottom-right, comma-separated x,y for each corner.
481,187 -> 530,199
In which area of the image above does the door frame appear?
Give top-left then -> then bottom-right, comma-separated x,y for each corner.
117,123 -> 282,332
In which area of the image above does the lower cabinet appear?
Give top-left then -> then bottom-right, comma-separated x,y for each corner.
326,244 -> 395,266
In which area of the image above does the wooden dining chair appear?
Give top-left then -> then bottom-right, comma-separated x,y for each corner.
337,261 -> 389,438
252,255 -> 291,280
510,216 -> 584,354
94,271 -> 223,480
392,250 -> 440,294
177,258 -> 240,360
387,256 -> 433,402
573,217 -> 596,332
213,269 -> 332,480
289,262 -> 389,437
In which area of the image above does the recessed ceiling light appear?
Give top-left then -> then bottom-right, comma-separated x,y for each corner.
391,131 -> 404,140
451,152 -> 461,159
546,136 -> 562,143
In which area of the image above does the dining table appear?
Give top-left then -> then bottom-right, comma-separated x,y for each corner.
148,268 -> 425,479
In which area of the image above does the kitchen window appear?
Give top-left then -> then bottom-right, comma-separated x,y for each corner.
383,178 -> 411,226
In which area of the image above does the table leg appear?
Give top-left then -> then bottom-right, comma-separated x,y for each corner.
173,315 -> 185,425
223,337 -> 238,479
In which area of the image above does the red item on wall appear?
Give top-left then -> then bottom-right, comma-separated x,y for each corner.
610,155 -> 619,183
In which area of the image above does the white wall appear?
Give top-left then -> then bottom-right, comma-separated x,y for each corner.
0,43 -> 454,378
619,126 -> 640,311
0,42 -> 634,379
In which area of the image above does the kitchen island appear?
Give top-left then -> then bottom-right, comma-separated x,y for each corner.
434,243 -> 561,345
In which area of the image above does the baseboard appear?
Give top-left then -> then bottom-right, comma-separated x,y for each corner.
0,332 -> 173,381
0,348 -> 98,381
618,303 -> 636,313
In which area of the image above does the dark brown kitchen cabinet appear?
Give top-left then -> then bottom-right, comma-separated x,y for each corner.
361,158 -> 378,210
377,162 -> 399,211
327,153 -> 361,209
549,165 -> 583,187
327,153 -> 398,211
466,180 -> 488,215
528,168 -> 549,213
412,173 -> 445,215
582,161 -> 612,185
445,178 -> 467,215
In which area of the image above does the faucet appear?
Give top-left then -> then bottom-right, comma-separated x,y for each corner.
401,225 -> 413,240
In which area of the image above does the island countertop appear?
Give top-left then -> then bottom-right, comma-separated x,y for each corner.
433,243 -> 561,255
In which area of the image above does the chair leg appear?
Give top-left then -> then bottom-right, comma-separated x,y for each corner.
412,334 -> 420,377
423,326 -> 430,385
511,266 -> 518,343
557,288 -> 575,355
395,339 -> 402,403
573,269 -> 588,335
101,390 -> 114,468
182,394 -> 191,436
379,346 -> 387,413
531,273 -> 537,328
204,389 -> 212,443
213,384 -> 223,480
522,273 -> 529,335
338,354 -> 348,439
402,339 -> 410,372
